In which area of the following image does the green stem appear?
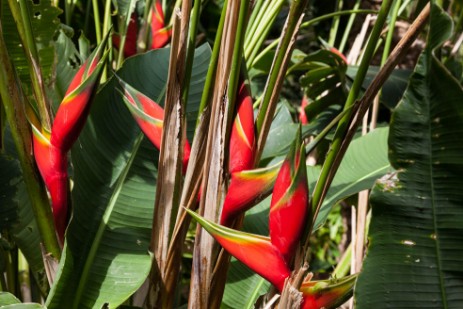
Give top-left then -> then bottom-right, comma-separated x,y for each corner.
254,0 -> 310,162
370,0 -> 401,130
333,243 -> 352,278
244,0 -> 271,51
116,0 -> 137,69
246,0 -> 285,66
9,0 -> 52,131
92,0 -> 102,44
246,0 -> 263,39
226,0 -> 250,118
383,0 -> 402,64
181,0 -> 202,105
328,0 -> 343,46
339,0 -> 361,53
195,0 -> 228,127
252,9 -> 378,68
310,0 -> 393,235
0,24 -> 61,260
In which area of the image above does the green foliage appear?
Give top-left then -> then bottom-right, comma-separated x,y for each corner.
355,5 -> 463,308
46,46 -> 211,308
0,0 -> 61,96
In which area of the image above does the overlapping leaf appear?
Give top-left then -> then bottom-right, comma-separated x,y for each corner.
355,5 -> 463,308
46,45 -> 211,308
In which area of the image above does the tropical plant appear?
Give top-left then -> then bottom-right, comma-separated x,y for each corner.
0,0 -> 462,308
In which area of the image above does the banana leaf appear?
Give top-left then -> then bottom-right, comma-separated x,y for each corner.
355,5 -> 463,308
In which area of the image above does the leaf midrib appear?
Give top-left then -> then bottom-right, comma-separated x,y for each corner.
71,133 -> 145,309
427,58 -> 447,309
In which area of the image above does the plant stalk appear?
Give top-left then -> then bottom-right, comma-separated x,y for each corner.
0,23 -> 61,260
307,1 -> 430,255
195,0 -> 228,126
309,0 -> 393,232
254,0 -> 311,164
8,0 -> 52,131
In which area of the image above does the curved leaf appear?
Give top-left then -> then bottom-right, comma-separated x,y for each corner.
355,5 -> 463,308
313,126 -> 392,230
46,45 -> 211,308
0,293 -> 45,308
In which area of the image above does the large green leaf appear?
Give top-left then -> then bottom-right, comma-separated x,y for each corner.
0,133 -> 44,273
347,66 -> 411,109
355,5 -> 463,308
0,0 -> 61,96
312,126 -> 392,229
46,45 -> 211,308
0,292 -> 45,308
0,154 -> 20,229
0,292 -> 21,305
222,127 -> 391,307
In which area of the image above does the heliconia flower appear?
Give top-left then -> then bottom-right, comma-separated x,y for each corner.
269,128 -> 308,265
186,209 -> 291,292
51,34 -> 109,153
300,274 -> 357,309
229,82 -> 255,174
220,162 -> 281,227
329,47 -> 348,64
31,124 -> 68,245
112,13 -> 138,57
150,0 -> 171,49
299,95 -> 309,125
117,77 -> 191,172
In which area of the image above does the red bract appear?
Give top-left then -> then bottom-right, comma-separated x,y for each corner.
220,162 -> 280,226
187,209 -> 291,292
31,37 -> 108,244
113,13 -> 138,57
300,275 -> 357,309
32,126 -> 68,245
151,0 -> 171,49
329,47 -> 348,64
299,95 -> 309,125
229,82 -> 255,174
269,129 -> 308,265
51,35 -> 108,152
117,77 -> 191,172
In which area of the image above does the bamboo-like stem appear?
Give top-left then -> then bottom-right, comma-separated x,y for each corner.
181,0 -> 201,105
92,0 -> 102,44
0,23 -> 61,261
307,2 -> 430,255
145,10 -> 186,308
188,1 -> 244,307
246,0 -> 285,66
254,0 -> 310,164
195,0 -> 228,126
8,0 -> 52,131
208,2 -> 250,305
